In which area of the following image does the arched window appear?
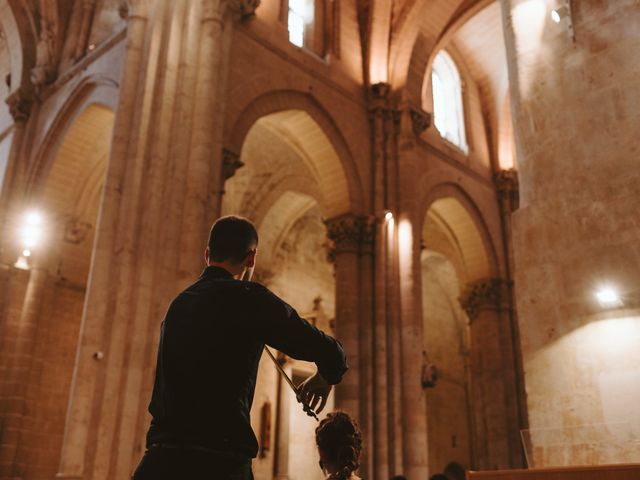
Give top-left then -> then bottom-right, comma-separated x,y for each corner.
288,0 -> 314,48
431,50 -> 468,154
287,0 -> 327,56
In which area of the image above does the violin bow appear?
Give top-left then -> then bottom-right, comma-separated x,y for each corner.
263,346 -> 319,422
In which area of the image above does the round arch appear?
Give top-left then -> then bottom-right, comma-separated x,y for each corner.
227,90 -> 364,218
420,182 -> 498,283
26,75 -> 118,199
0,0 -> 37,94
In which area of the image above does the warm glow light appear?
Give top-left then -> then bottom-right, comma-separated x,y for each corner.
26,212 -> 42,225
511,0 -> 548,96
19,211 -> 44,250
595,286 -> 623,307
22,249 -> 31,257
14,255 -> 29,270
398,219 -> 413,272
384,211 -> 393,222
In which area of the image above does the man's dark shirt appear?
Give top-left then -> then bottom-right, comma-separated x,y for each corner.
146,266 -> 348,459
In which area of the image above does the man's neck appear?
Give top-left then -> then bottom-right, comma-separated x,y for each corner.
207,261 -> 244,279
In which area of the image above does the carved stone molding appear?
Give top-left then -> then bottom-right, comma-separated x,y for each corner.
222,148 -> 245,180
118,1 -> 130,19
6,88 -> 33,123
31,23 -> 58,88
460,278 -> 512,321
228,0 -> 260,22
64,219 -> 93,244
325,213 -> 375,255
409,107 -> 431,136
495,169 -> 519,212
370,82 -> 390,100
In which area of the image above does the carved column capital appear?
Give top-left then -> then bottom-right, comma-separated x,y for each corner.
495,169 -> 519,212
6,88 -> 33,123
31,22 -> 58,89
409,107 -> 431,136
325,213 -> 374,255
222,148 -> 244,180
460,278 -> 512,321
227,0 -> 260,22
326,214 -> 362,254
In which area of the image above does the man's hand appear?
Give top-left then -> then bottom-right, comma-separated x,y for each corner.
297,371 -> 332,414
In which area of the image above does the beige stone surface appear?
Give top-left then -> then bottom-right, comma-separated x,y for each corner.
0,0 -> 596,478
503,0 -> 640,468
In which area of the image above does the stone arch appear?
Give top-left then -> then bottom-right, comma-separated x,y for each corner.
35,103 -> 114,279
227,90 -> 363,218
26,75 -> 118,198
420,182 -> 497,283
0,0 -> 37,94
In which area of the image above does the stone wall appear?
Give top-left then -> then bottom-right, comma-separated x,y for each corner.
503,0 -> 640,467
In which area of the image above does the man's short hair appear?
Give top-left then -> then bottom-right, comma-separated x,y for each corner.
208,216 -> 258,264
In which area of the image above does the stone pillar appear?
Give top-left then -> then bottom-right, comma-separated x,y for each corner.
326,214 -> 363,420
357,217 -> 375,479
56,1 -> 258,478
502,0 -> 640,465
177,0 -> 257,283
0,88 -> 34,265
461,278 -> 520,469
368,83 -> 392,480
495,168 -> 528,446
395,105 -> 430,480
367,85 -> 430,479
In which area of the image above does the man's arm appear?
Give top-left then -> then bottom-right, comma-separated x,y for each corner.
251,285 -> 348,410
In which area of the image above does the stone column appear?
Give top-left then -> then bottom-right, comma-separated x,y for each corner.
177,0 -> 257,283
502,0 -> 640,465
0,88 -> 34,265
395,105 -> 430,480
368,84 -> 392,480
495,168 -> 528,448
461,278 -> 520,469
56,1 -> 258,478
326,214 -> 363,419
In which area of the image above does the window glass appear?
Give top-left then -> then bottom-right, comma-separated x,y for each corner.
431,50 -> 468,154
288,0 -> 314,48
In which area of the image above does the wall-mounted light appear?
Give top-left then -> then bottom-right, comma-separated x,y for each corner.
595,286 -> 623,308
384,210 -> 393,222
551,5 -> 569,23
550,2 -> 575,42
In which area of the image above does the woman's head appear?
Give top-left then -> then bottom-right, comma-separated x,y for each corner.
315,412 -> 362,479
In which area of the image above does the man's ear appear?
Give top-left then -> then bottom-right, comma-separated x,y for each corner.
246,249 -> 257,268
204,247 -> 210,265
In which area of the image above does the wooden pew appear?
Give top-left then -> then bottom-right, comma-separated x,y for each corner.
466,463 -> 640,480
